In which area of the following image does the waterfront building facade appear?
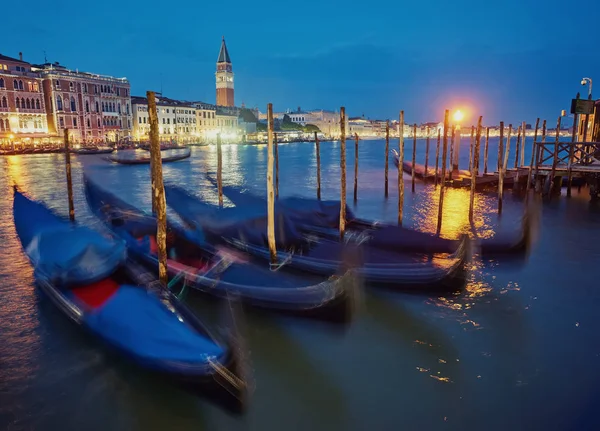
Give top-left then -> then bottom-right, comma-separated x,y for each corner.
34,62 -> 132,144
132,95 -> 198,143
216,38 -> 234,107
0,53 -> 49,146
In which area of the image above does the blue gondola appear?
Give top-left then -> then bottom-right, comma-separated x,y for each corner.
164,184 -> 469,292
12,188 -> 248,414
209,180 -> 531,258
83,175 -> 354,322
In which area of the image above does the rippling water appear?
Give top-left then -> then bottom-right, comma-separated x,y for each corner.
2,138 -> 600,430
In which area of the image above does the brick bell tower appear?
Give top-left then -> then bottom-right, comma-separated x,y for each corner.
216,37 -> 234,107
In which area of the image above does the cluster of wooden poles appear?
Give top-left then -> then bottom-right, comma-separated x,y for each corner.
58,95 -> 554,286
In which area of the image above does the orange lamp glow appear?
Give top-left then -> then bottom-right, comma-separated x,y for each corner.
453,110 -> 464,123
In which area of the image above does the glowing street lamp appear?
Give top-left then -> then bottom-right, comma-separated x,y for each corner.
581,77 -> 593,99
453,110 -> 464,123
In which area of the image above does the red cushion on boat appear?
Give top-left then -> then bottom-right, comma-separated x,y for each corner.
71,278 -> 120,309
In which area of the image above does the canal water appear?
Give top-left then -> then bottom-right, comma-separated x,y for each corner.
1,138 -> 599,431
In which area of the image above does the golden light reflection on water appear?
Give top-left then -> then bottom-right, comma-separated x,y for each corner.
414,186 -> 495,240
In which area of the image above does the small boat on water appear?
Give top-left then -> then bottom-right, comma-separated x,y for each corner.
107,148 -> 191,165
164,184 -> 469,292
83,175 -> 354,322
73,146 -> 115,155
211,182 -> 531,258
13,188 -> 248,414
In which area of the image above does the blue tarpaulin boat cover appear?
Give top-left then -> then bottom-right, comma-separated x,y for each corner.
84,285 -> 224,362
24,225 -> 127,287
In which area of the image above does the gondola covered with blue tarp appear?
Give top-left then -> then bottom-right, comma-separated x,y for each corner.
12,188 -> 247,414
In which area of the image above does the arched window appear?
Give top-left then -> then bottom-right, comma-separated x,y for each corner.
1,97 -> 7,108
112,103 -> 116,112
56,95 -> 63,110
85,101 -> 89,112
26,99 -> 31,109
18,80 -> 23,90
35,99 -> 40,109
87,118 -> 91,128
21,98 -> 25,108
101,102 -> 105,111
118,103 -> 121,114
97,118 -> 101,128
0,78 -> 4,88
95,101 -> 99,112
4,119 -> 9,130
126,104 -> 130,115
13,80 -> 18,90
15,98 -> 20,109
70,97 -> 76,112
69,82 -> 74,91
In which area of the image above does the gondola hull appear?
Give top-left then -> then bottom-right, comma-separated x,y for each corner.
12,188 -> 247,414
107,148 -> 191,164
83,175 -> 354,322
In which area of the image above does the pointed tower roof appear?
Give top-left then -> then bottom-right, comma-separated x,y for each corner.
217,37 -> 231,64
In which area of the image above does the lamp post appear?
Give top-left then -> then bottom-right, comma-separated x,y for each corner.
452,110 -> 464,172
581,77 -> 593,100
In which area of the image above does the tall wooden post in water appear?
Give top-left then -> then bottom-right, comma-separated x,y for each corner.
483,127 -> 490,174
398,111 -> 405,225
469,117 -> 482,223
468,126 -> 474,173
274,132 -> 279,199
339,107 -> 347,239
520,121 -> 526,168
425,126 -> 430,176
526,118 -> 540,197
63,128 -> 75,222
411,124 -> 416,193
497,121 -> 505,214
384,121 -> 390,197
147,91 -> 168,285
266,103 -> 277,264
217,133 -> 223,207
434,129 -> 441,186
436,110 -> 449,235
354,133 -> 359,202
314,131 -> 321,200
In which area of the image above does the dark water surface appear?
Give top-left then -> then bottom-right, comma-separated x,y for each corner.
1,139 -> 600,431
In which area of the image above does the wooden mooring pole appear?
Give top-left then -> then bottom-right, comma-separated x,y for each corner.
436,110 -> 449,235
526,118 -> 540,198
468,126 -> 474,173
217,133 -> 223,207
267,103 -> 277,264
354,133 -> 359,202
434,129 -> 441,186
425,126 -> 430,176
497,121 -> 505,214
449,126 -> 455,180
340,107 -> 347,239
520,121 -> 526,168
567,112 -> 578,197
315,131 -> 321,200
147,91 -> 168,285
548,116 -> 561,198
469,117 -> 482,223
411,124 -> 416,193
483,127 -> 489,174
398,111 -> 405,225
384,121 -> 389,197
63,128 -> 75,222
274,132 -> 280,199
534,120 -> 547,193
514,125 -> 522,169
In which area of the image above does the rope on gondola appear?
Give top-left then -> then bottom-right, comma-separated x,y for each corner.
269,250 -> 293,271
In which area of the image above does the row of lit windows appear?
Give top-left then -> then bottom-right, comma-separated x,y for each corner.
0,78 -> 40,92
56,95 -> 130,115
58,116 -> 131,129
54,80 -> 129,97
0,119 -> 9,131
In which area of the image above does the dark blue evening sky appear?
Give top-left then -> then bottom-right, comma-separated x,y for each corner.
4,0 -> 599,125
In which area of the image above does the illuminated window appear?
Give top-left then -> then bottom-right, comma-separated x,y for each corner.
0,78 -> 4,88
33,82 -> 39,92
56,95 -> 63,110
28,82 -> 33,91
